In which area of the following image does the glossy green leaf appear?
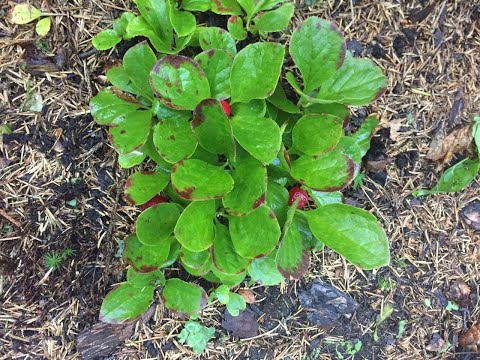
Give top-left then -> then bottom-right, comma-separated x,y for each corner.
253,0 -> 289,13
307,190 -> 343,207
336,136 -> 362,164
113,12 -> 135,36
125,16 -> 171,53
223,156 -> 267,216
248,251 -> 284,286
230,205 -> 281,259
211,266 -> 246,286
124,170 -> 170,205
178,321 -> 215,354
90,88 -> 139,125
127,267 -> 165,288
10,3 -> 42,24
317,52 -> 387,105
290,148 -> 355,191
35,17 -> 51,37
227,16 -> 247,41
106,66 -> 140,95
413,159 -> 480,197
304,103 -> 350,126
231,115 -> 282,164
143,132 -> 174,170
290,17 -> 346,93
154,100 -> 191,122
118,149 -> 147,169
92,29 -> 122,50
212,223 -> 251,274
226,293 -> 247,316
231,99 -> 266,117
109,110 -> 152,154
123,234 -> 171,272
150,55 -> 210,110
123,42 -> 156,98
276,215 -> 310,280
303,203 -> 390,269
160,237 -> 182,268
162,278 -> 207,318
179,247 -> 211,269
171,159 -> 234,200
237,0 -> 255,18
136,203 -> 182,246
352,115 -> 380,157
198,27 -> 237,55
230,43 -> 285,104
182,257 -> 213,276
292,114 -> 343,155
473,115 -> 480,156
192,98 -> 235,154
252,2 -> 294,33
266,181 -> 289,226
194,50 -> 233,100
100,282 -> 154,323
181,0 -> 212,11
210,0 -> 243,15
169,6 -> 196,37
153,118 -> 197,163
267,85 -> 300,114
175,200 -> 216,252
136,0 -> 173,45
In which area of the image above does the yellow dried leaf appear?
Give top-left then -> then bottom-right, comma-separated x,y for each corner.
36,17 -> 51,36
10,4 -> 43,24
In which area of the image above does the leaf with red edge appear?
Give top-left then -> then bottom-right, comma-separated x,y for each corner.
162,278 -> 208,318
123,234 -> 171,273
124,170 -> 170,205
212,223 -> 251,275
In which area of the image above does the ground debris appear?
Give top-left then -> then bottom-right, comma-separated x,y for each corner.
221,308 -> 259,338
408,3 -> 437,23
299,280 -> 359,327
426,333 -> 450,353
427,124 -> 473,163
21,42 -> 67,74
238,288 -> 256,304
461,201 -> 480,232
460,323 -> 480,351
448,87 -> 465,128
446,281 -> 472,308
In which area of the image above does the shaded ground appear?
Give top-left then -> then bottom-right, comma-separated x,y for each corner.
1,0 -> 479,359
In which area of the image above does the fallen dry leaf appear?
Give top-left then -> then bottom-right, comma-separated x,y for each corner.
446,280 -> 471,308
427,124 -> 473,163
221,308 -> 258,338
461,201 -> 480,232
459,323 -> 480,351
21,43 -> 67,74
238,288 -> 256,304
448,87 -> 464,128
426,333 -> 449,352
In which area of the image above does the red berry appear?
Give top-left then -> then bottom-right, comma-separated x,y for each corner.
139,194 -> 169,211
220,100 -> 231,117
288,187 -> 308,209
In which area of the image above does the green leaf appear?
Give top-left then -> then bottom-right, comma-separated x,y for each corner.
307,190 -> 343,207
90,88 -> 139,125
106,66 -> 141,95
229,205 -> 281,259
136,0 -> 173,45
230,43 -> 285,104
227,16 -> 247,41
213,285 -> 231,304
292,114 -> 343,155
153,118 -> 198,163
231,115 -> 281,164
248,251 -> 284,285
182,256 -> 213,276
194,50 -> 233,100
171,159 -> 234,200
211,266 -> 246,286
267,85 -> 300,114
226,292 -> 247,316
113,12 -> 135,36
223,156 -> 267,216
192,98 -> 235,154
212,223 -> 251,274
123,42 -> 156,98
303,103 -> 350,126
317,52 -> 387,106
266,181 -> 289,226
276,215 -> 310,279
254,0 -> 289,13
178,321 -> 215,354
35,17 -> 51,36
124,234 -> 171,272
303,203 -> 390,269
162,278 -> 207,318
11,4 -> 42,24
413,159 -> 480,197
127,267 -> 165,288
181,0 -> 212,11
352,115 -> 379,158
473,115 -> 480,156
160,237 -> 182,268
118,149 -> 147,168
290,17 -> 346,93
125,16 -> 171,53
109,110 -> 152,154
252,2 -> 294,33
154,100 -> 191,122
237,0 -> 255,18
179,247 -> 211,269
336,136 -> 362,164
92,29 -> 122,50
198,27 -> 237,55
150,55 -> 210,110
210,0 -> 243,15
100,283 -> 154,323
136,203 -> 182,246
143,132 -> 175,169
290,148 -> 356,191
231,99 -> 266,117
175,200 -> 216,252
169,7 -> 196,37
124,170 -> 170,205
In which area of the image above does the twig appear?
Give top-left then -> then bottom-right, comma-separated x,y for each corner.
0,208 -> 22,228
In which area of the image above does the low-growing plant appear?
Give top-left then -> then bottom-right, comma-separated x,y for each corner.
90,0 -> 390,351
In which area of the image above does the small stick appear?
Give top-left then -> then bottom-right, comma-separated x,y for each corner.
0,208 -> 22,228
